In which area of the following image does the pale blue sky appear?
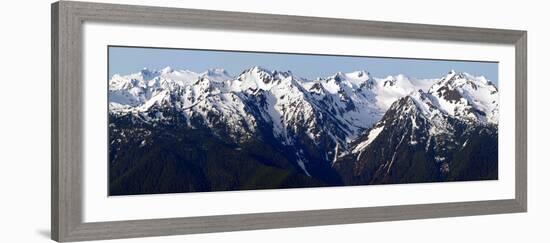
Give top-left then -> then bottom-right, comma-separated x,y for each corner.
108,46 -> 498,85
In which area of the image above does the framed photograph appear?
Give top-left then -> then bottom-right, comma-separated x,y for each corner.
52,1 -> 527,242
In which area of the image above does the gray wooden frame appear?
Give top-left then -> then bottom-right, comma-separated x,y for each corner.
51,1 -> 527,242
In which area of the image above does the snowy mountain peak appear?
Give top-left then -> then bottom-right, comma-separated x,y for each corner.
409,88 -> 428,99
332,72 -> 346,82
233,66 -> 279,92
380,74 -> 410,87
432,70 -> 495,92
390,89 -> 430,115
351,70 -> 370,77
382,76 -> 397,87
308,82 -> 327,95
201,68 -> 233,82
318,70 -> 374,94
245,66 -> 271,74
328,70 -> 371,83
239,66 -> 273,80
205,67 -> 226,73
232,66 -> 305,94
426,71 -> 499,124
161,66 -> 174,74
272,70 -> 293,79
140,67 -> 154,74
139,67 -> 158,80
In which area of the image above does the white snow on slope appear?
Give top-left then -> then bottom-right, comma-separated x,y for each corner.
352,125 -> 384,153
374,74 -> 437,110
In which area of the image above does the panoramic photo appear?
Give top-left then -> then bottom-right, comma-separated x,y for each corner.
107,46 -> 499,196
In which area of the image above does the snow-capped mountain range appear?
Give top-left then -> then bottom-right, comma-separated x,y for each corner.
108,66 -> 499,189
